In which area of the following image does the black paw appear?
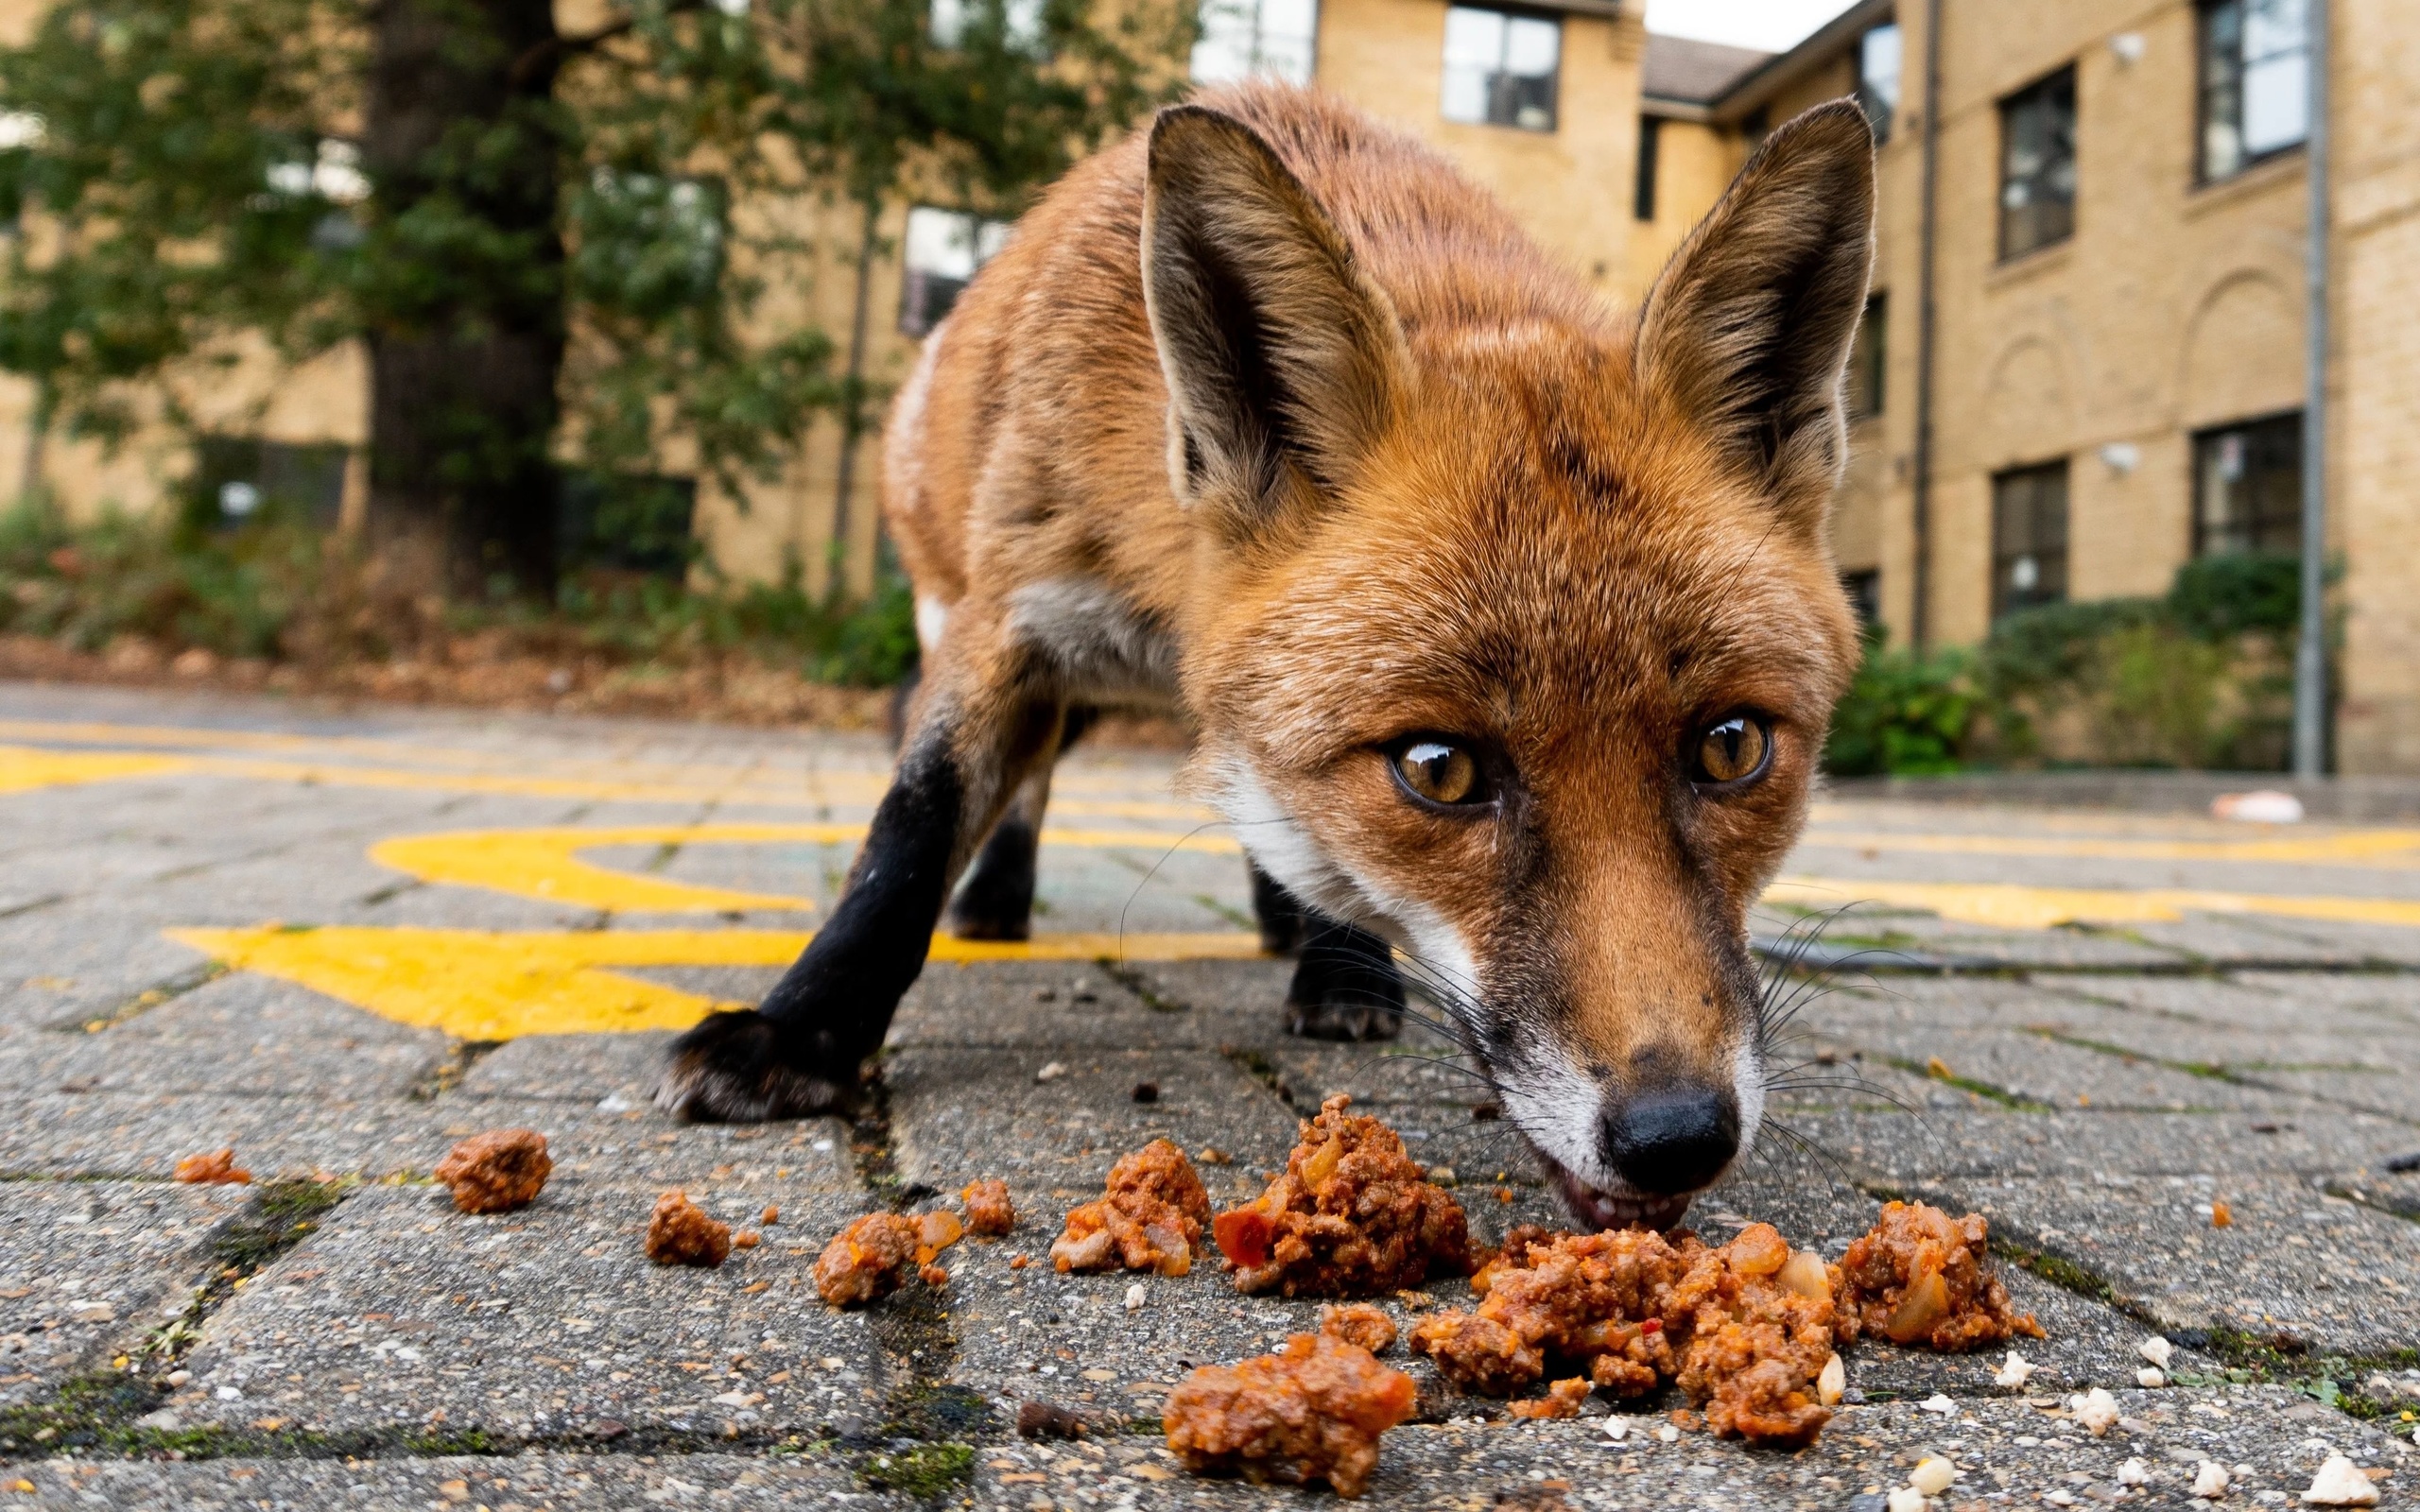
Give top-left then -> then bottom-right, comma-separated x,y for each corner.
1284,994 -> 1404,1040
945,902 -> 1031,942
654,1009 -> 851,1122
1250,864 -> 1307,955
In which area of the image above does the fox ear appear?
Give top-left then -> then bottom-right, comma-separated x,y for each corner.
1142,104 -> 1409,538
1636,99 -> 1876,534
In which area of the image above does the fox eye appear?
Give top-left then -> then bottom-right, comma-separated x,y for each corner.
1391,738 -> 1489,809
1690,715 -> 1772,788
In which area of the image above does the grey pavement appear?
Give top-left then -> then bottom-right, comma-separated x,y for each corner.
1,681 -> 2418,1507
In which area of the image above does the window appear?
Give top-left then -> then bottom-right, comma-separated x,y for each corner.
1998,66 -> 2077,260
1858,24 -> 1902,143
188,438 -> 347,531
1634,115 -> 1660,221
1991,461 -> 2070,619
2193,413 -> 2302,556
1192,0 -> 1318,84
1441,7 -> 1559,132
1842,569 -> 1882,630
899,206 -> 1012,337
2198,0 -> 2309,180
930,0 -> 1045,52
1848,293 -> 1887,420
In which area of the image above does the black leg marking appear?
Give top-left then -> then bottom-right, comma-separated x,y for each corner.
657,741 -> 963,1121
946,812 -> 1037,941
1249,862 -> 1307,955
1284,916 -> 1404,1041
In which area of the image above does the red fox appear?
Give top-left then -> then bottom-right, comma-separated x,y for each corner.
661,82 -> 1875,1230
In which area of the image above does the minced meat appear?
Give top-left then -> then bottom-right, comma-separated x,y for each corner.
646,1191 -> 732,1268
814,1212 -> 920,1304
1164,1332 -> 1417,1498
1319,1302 -> 1397,1354
1835,1201 -> 2044,1352
1212,1095 -> 1471,1297
1412,1223 -> 1845,1448
173,1148 -> 251,1185
1507,1377 -> 1593,1419
432,1128 -> 551,1214
961,1178 -> 1015,1236
1050,1139 -> 1210,1276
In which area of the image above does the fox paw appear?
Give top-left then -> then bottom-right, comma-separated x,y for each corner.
1284,995 -> 1404,1041
946,903 -> 1032,942
655,1009 -> 852,1123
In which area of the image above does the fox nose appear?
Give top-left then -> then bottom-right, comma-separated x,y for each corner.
1601,1085 -> 1740,1195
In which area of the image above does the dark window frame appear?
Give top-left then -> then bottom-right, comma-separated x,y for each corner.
2194,0 -> 2311,184
1997,64 -> 2078,262
1990,459 -> 2071,621
1439,3 -> 1562,134
897,204 -> 1012,338
1848,292 -> 1887,420
1634,114 -> 1661,222
187,436 -> 348,533
2190,410 -> 2303,558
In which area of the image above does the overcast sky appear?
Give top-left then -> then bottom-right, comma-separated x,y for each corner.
1644,0 -> 1863,51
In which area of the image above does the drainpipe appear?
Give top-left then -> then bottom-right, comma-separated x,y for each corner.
1910,0 -> 1944,652
2292,0 -> 2331,779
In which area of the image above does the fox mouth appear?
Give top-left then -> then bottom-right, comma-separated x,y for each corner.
1531,1147 -> 1695,1232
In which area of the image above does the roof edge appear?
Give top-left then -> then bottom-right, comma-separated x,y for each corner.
1708,0 -> 1894,122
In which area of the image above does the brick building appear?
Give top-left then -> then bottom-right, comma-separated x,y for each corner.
5,0 -> 2414,768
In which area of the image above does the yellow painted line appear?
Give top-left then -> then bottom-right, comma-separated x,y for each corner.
167,924 -> 1266,1040
1800,827 -> 2420,868
1768,875 -> 2420,932
369,823 -> 1240,913
0,719 -> 1213,816
0,744 -> 193,793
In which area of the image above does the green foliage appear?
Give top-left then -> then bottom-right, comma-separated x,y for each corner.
1823,635 -> 1977,777
1828,552 -> 2312,775
0,0 -> 1190,579
1,497 -> 923,683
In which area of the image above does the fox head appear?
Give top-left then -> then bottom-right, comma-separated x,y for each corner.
1143,99 -> 1875,1228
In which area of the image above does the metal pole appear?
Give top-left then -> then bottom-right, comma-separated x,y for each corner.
1910,0 -> 1945,652
2292,0 -> 2331,778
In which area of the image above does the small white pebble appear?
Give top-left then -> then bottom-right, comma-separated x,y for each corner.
1035,1061 -> 1066,1083
1995,1349 -> 2037,1388
2193,1461 -> 2231,1499
2046,1492 -> 2077,1507
1918,1393 -> 1957,1416
215,1385 -> 243,1401
2139,1367 -> 2169,1388
1123,1282 -> 1146,1313
164,1369 -> 190,1387
2071,1387 -> 2120,1436
2300,1454 -> 2379,1506
2140,1335 -> 2175,1369
1888,1487 -> 1927,1512
1817,1352 -> 1845,1407
1910,1456 -> 1957,1496
2118,1458 -> 2151,1486
1654,1424 -> 1680,1444
1600,1416 -> 1629,1442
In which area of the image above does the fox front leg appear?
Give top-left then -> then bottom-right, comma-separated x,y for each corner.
656,689 -> 1063,1121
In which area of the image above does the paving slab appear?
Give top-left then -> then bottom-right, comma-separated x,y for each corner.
1914,1171 -> 2420,1358
0,1091 -> 855,1191
1795,1106 -> 2420,1184
1801,1022 -> 2296,1112
0,1180 -> 251,1408
972,1386 -> 2411,1508
41,974 -> 446,1101
458,1032 -> 676,1105
12,1450 -> 899,1510
170,1182 -> 888,1443
886,960 -> 1225,1052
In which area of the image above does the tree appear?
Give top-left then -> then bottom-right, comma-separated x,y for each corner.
0,0 -> 1189,593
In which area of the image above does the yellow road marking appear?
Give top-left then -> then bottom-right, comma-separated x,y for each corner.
1799,827 -> 2420,868
369,823 -> 1242,912
167,924 -> 1266,1041
0,745 -> 193,793
1769,875 -> 2420,931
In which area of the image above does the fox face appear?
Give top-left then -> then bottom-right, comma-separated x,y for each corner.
1148,103 -> 1876,1225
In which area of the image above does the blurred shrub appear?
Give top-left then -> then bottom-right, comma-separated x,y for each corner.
1826,552 -> 2308,776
